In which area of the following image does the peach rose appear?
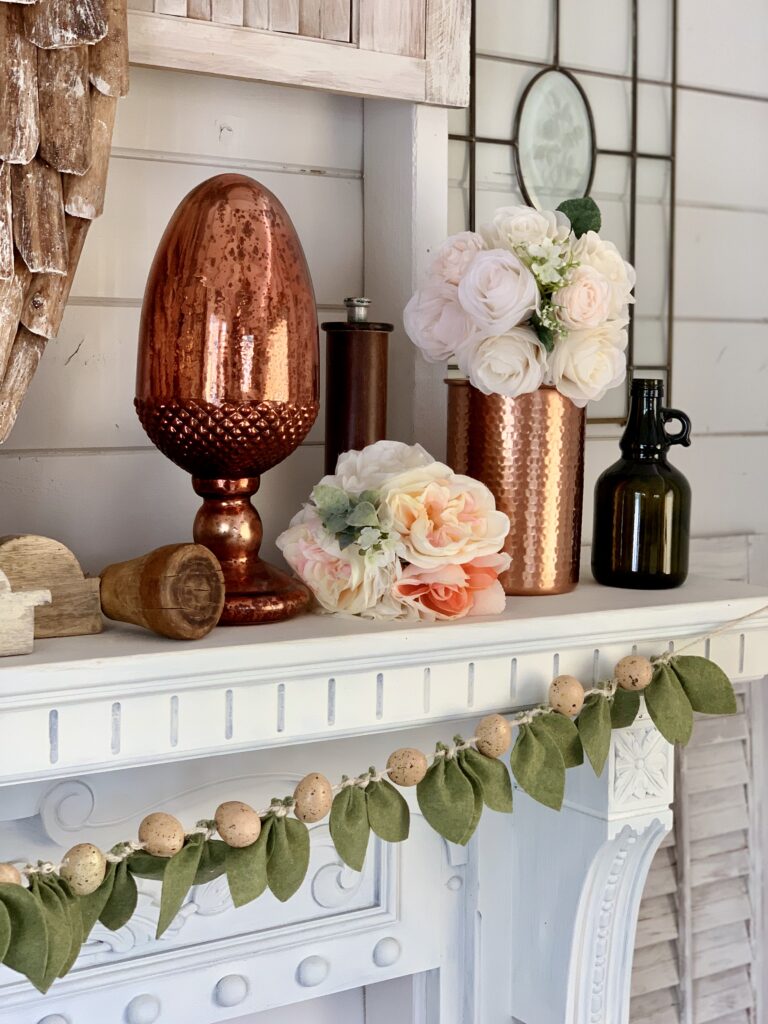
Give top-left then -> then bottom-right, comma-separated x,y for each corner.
392,553 -> 510,621
381,463 -> 510,568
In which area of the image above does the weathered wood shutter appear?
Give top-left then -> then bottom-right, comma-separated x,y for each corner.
631,688 -> 759,1023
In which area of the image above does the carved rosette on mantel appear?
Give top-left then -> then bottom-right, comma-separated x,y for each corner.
0,0 -> 129,443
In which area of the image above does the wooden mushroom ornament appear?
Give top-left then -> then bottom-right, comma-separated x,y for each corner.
0,566 -> 50,656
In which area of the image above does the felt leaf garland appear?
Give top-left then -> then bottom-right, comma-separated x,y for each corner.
128,851 -> 169,882
330,786 -> 370,871
30,876 -> 70,992
610,688 -> 641,729
459,767 -> 484,845
0,901 -> 10,964
156,834 -> 205,939
645,663 -> 694,745
194,840 -> 229,885
577,695 -> 613,776
671,656 -> 738,716
99,859 -> 137,932
0,882 -> 48,991
417,753 -> 476,844
78,861 -> 116,939
366,779 -> 410,843
532,713 -> 584,768
510,723 -> 565,810
266,817 -> 310,902
54,879 -> 83,978
225,819 -> 270,909
459,747 -> 513,812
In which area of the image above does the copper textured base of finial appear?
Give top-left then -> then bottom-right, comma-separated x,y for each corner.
192,476 -> 310,626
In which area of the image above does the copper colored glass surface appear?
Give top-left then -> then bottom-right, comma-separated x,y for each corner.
135,173 -> 319,624
445,376 -> 471,474
463,386 -> 585,596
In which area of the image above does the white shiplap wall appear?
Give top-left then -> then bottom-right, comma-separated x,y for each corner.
0,69 -> 363,575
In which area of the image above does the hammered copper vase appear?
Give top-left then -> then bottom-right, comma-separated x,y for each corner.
136,174 -> 319,625
447,382 -> 585,596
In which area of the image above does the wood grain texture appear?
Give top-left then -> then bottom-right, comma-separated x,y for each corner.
0,534 -> 102,638
63,89 -> 117,219
0,258 -> 30,380
0,325 -> 46,443
21,215 -> 90,338
359,0 -> 426,57
11,157 -> 68,275
0,568 -> 50,658
23,0 -> 108,48
187,0 -> 212,19
0,161 -> 12,281
425,0 -> 470,105
38,46 -> 92,175
298,0 -> 320,38
90,0 -> 130,97
154,0 -> 186,12
269,0 -> 298,33
211,0 -> 243,24
0,4 -> 39,165
242,0 -> 268,27
321,0 -> 350,41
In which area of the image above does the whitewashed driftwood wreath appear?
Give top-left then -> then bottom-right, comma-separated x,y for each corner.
0,0 -> 129,443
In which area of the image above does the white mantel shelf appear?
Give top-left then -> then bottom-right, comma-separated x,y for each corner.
1,577 -> 767,787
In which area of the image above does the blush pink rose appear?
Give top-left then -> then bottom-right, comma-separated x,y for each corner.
553,265 -> 611,329
429,230 -> 486,286
403,282 -> 483,363
391,552 -> 510,621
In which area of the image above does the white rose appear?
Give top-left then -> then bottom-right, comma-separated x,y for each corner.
321,440 -> 435,495
548,324 -> 628,407
572,231 -> 635,320
481,205 -> 571,249
429,231 -> 485,286
457,249 -> 539,335
404,282 -> 483,363
553,264 -> 612,329
457,326 -> 547,398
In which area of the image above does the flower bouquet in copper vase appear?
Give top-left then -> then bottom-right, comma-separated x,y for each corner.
404,198 -> 636,596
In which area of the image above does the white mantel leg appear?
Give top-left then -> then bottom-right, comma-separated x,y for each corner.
506,703 -> 674,1024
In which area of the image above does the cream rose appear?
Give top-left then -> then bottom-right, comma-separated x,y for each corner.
457,249 -> 539,336
381,463 -> 510,568
573,231 -> 635,320
457,326 -> 547,398
404,282 -> 483,363
482,205 -> 570,249
548,324 -> 628,407
321,440 -> 434,495
429,231 -> 485,286
553,265 -> 612,329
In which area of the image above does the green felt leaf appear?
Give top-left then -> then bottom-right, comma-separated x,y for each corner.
645,663 -> 694,745
99,859 -> 137,932
0,902 -> 10,964
226,819 -> 271,909
194,840 -> 229,885
266,818 -> 310,902
510,723 -> 565,810
0,882 -> 48,991
312,484 -> 349,516
458,765 -> 484,845
532,713 -> 584,768
30,876 -> 71,992
671,656 -> 738,716
78,862 -> 116,940
416,755 -> 476,845
127,851 -> 169,881
611,688 -> 641,729
51,879 -> 83,979
330,786 -> 370,871
577,694 -> 613,776
459,748 -> 513,812
366,780 -> 410,843
156,834 -> 204,938
346,501 -> 379,528
557,196 -> 601,238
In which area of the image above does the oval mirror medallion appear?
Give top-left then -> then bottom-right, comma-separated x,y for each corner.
514,69 -> 595,211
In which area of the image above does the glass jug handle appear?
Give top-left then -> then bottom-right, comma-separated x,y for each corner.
662,407 -> 692,447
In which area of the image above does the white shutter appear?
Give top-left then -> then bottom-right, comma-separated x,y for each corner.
630,690 -> 758,1024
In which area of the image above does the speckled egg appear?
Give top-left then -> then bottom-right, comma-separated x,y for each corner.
293,773 -> 333,823
474,714 -> 513,758
60,843 -> 107,896
215,801 -> 262,848
386,747 -> 429,787
549,675 -> 586,716
138,812 -> 186,858
615,655 -> 654,691
0,863 -> 22,886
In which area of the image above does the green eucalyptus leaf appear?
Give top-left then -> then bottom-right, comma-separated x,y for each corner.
671,656 -> 737,716
531,713 -> 584,768
346,501 -> 379,528
226,818 -> 270,908
52,879 -> 83,979
99,859 -> 137,932
459,748 -> 514,812
556,196 -> 601,237
645,663 -> 694,745
311,484 -> 349,516
509,723 -> 565,810
359,490 -> 379,506
0,881 -> 48,991
577,694 -> 613,776
337,530 -> 358,550
366,780 -> 410,843
325,513 -> 350,535
330,786 -> 370,871
30,876 -> 70,992
266,817 -> 310,902
194,840 -> 229,885
156,835 -> 204,939
78,861 -> 116,940
611,688 -> 641,729
416,755 -> 476,844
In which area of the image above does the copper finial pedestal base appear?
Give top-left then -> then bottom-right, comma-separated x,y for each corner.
192,477 -> 311,625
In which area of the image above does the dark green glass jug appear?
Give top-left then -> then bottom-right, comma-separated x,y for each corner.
592,378 -> 692,589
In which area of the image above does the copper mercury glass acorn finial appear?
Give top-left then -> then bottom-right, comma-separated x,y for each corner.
135,173 -> 319,625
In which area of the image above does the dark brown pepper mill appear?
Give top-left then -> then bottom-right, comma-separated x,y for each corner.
322,298 -> 392,474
